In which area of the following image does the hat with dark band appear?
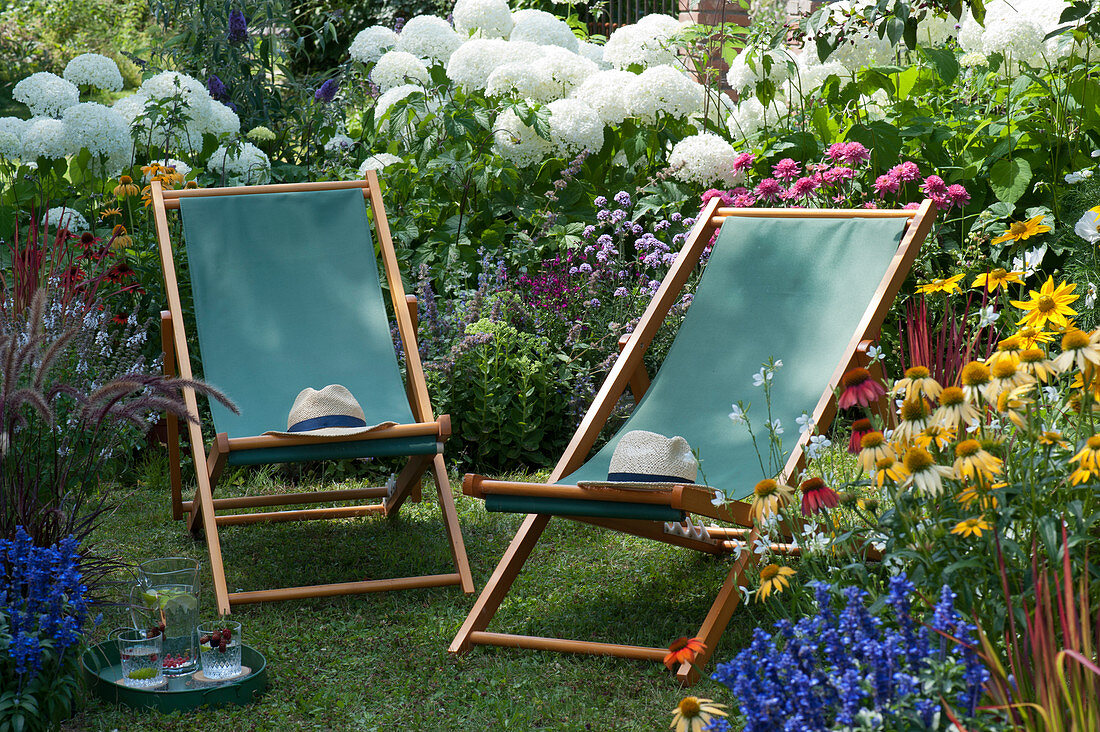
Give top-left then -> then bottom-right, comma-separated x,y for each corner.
264,384 -> 396,437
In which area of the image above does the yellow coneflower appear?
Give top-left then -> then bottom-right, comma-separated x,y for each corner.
756,564 -> 796,601
951,517 -> 993,538
1011,277 -> 1079,331
959,361 -> 991,403
1038,430 -> 1069,449
891,365 -> 943,402
1070,370 -> 1100,403
986,358 -> 1032,403
140,162 -> 164,180
991,215 -> 1051,245
1070,434 -> 1100,477
1052,328 -> 1100,375
934,386 -> 980,433
109,224 -> 133,250
972,267 -> 1024,293
996,384 -> 1035,429
141,184 -> 155,207
957,484 -> 998,510
873,455 -> 908,488
749,478 -> 793,525
1015,325 -> 1055,349
902,446 -> 954,497
986,335 -> 1024,369
1018,347 -> 1058,383
99,206 -> 122,220
113,175 -> 140,198
858,431 -> 896,472
893,398 -> 930,447
953,439 -> 1002,481
916,273 -> 966,295
916,424 -> 955,451
670,697 -> 728,732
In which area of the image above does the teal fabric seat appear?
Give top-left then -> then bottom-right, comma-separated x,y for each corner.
179,188 -> 421,451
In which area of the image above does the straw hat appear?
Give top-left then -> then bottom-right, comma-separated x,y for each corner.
264,385 -> 396,437
576,430 -> 706,490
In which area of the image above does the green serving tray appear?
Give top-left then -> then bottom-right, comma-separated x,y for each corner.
82,640 -> 268,712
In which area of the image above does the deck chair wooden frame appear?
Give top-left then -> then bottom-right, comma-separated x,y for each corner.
152,174 -> 474,615
449,200 -> 937,684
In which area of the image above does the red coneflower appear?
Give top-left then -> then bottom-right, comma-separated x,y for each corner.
663,637 -> 706,671
838,367 -> 886,409
800,476 -> 839,516
848,417 -> 873,453
111,312 -> 129,325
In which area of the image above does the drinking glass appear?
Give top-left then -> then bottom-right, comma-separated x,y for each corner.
116,628 -> 164,688
198,620 -> 243,680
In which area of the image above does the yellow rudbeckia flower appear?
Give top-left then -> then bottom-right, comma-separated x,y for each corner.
991,215 -> 1051,245
916,273 -> 965,295
972,267 -> 1023,293
1011,277 -> 1079,331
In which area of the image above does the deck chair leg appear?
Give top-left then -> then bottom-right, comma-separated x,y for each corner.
188,433 -> 228,536
384,453 -> 434,515
431,454 -> 474,593
449,513 -> 552,654
675,537 -> 756,685
166,413 -> 183,521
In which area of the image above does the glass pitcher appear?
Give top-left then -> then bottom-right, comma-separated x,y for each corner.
132,557 -> 201,676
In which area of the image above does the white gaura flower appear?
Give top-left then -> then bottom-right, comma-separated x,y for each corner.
63,53 -> 124,91
13,72 -> 80,117
623,65 -> 703,124
350,26 -> 399,64
370,50 -> 430,92
0,117 -> 28,161
22,117 -> 75,160
546,98 -> 604,157
978,305 -> 1000,328
603,22 -> 679,69
61,102 -> 131,174
1084,282 -> 1097,310
358,153 -> 403,174
571,70 -> 637,125
453,0 -> 513,39
728,403 -> 747,424
397,15 -> 462,65
374,84 -> 427,120
668,132 -> 743,187
492,108 -> 551,167
508,10 -> 578,52
206,141 -> 271,185
1011,244 -> 1047,279
1076,206 -> 1100,245
40,206 -> 89,232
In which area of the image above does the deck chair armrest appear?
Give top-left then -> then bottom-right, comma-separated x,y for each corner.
616,333 -> 651,401
406,295 -> 418,333
160,310 -> 176,377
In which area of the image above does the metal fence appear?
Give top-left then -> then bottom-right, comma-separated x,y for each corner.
584,0 -> 681,36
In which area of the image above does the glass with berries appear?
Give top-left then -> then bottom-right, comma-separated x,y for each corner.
198,620 -> 243,680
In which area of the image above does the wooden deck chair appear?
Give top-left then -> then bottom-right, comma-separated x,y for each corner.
450,201 -> 937,684
151,175 -> 474,615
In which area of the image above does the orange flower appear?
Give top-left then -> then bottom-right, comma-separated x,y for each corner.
664,637 -> 706,671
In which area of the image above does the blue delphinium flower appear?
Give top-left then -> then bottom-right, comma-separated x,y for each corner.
227,9 -> 248,44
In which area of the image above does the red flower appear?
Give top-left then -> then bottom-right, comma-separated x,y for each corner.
111,313 -> 128,325
848,417 -> 873,454
838,367 -> 886,409
800,477 -> 839,516
664,637 -> 706,671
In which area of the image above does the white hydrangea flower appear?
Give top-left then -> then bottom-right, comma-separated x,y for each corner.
446,38 -> 517,91
205,100 -> 241,138
785,58 -> 847,100
725,47 -> 794,94
40,206 -> 90,232
350,26 -> 399,64
22,117 -> 75,160
958,0 -> 1061,64
374,84 -> 427,120
493,108 -> 551,167
577,40 -> 611,70
624,65 -> 704,124
485,62 -> 557,102
571,70 -> 637,125
63,53 -> 124,91
371,50 -> 430,92
727,96 -> 789,140
959,51 -> 988,67
547,99 -> 604,157
603,21 -> 680,69
542,47 -> 598,93
140,71 -> 210,109
358,153 -> 403,175
13,72 -> 80,117
980,14 -> 1045,62
508,10 -> 578,53
814,32 -> 895,71
917,13 -> 961,47
112,93 -> 150,128
207,141 -> 271,185
668,133 -> 743,187
635,13 -> 682,36
62,102 -> 131,174
860,88 -> 891,121
0,117 -> 28,161
324,133 -> 355,152
397,15 -> 462,65
453,0 -> 513,39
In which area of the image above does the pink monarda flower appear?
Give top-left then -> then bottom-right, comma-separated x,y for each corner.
755,177 -> 783,202
848,417 -> 874,454
822,166 -> 856,184
889,161 -> 921,182
701,188 -> 734,206
785,175 -> 820,199
838,367 -> 886,408
733,152 -> 756,171
732,192 -> 757,207
946,184 -> 970,208
800,476 -> 840,516
772,158 -> 801,181
874,174 -> 900,196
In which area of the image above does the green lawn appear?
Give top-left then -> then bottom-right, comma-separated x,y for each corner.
71,456 -> 763,730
